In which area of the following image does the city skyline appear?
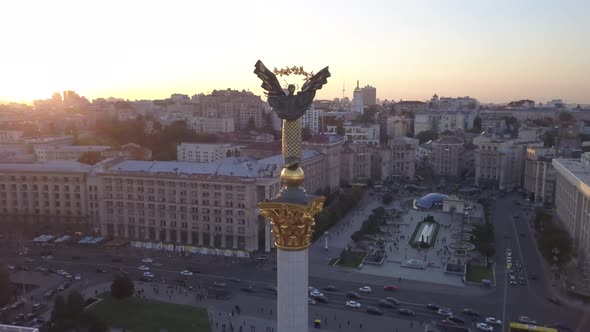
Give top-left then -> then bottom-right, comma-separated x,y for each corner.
1,0 -> 589,104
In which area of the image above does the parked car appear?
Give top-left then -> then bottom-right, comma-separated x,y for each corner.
426,303 -> 441,311
138,266 -> 150,271
314,295 -> 329,303
485,317 -> 502,325
309,290 -> 324,298
383,285 -> 398,291
437,308 -> 453,317
448,316 -> 465,325
476,322 -> 494,331
462,308 -> 481,317
518,316 -> 537,325
180,270 -> 193,276
323,285 -> 337,291
213,281 -> 227,288
307,298 -> 316,305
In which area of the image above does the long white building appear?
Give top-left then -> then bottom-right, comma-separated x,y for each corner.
553,153 -> 590,259
177,143 -> 242,163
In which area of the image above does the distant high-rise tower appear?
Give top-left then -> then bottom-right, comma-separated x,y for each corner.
352,80 -> 364,113
362,85 -> 376,106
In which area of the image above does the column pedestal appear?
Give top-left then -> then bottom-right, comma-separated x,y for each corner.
277,249 -> 308,332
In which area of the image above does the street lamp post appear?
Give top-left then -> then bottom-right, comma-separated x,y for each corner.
324,231 -> 329,250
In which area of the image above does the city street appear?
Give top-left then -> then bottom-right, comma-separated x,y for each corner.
1,190 -> 589,331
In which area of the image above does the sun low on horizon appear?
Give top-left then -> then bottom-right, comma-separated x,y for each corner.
1,0 -> 589,105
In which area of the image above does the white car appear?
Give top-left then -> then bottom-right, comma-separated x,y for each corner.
138,266 -> 150,271
485,317 -> 502,325
308,286 -> 318,293
437,308 -> 453,317
518,316 -> 537,325
180,270 -> 193,276
74,274 -> 81,281
309,290 -> 324,298
476,323 -> 494,331
143,272 -> 155,278
359,286 -> 372,293
141,258 -> 153,263
56,269 -> 66,275
308,298 -> 316,305
345,300 -> 361,308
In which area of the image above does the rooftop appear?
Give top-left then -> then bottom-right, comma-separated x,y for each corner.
0,161 -> 91,173
37,145 -> 112,152
553,158 -> 590,189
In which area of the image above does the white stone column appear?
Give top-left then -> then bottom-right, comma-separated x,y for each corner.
277,249 -> 308,332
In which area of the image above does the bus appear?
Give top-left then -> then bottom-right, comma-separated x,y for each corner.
509,322 -> 558,332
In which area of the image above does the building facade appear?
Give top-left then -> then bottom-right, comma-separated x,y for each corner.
198,89 -> 264,130
431,135 -> 464,177
553,154 -> 590,259
352,81 -> 364,113
0,130 -> 23,144
34,146 -> 111,163
340,143 -> 371,184
370,137 -> 417,181
362,85 -> 377,106
326,123 -> 380,144
186,117 -> 235,134
524,146 -> 556,204
177,143 -> 242,163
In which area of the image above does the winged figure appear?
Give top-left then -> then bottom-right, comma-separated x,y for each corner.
254,60 -> 331,121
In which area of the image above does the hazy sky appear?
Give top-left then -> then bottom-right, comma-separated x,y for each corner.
1,0 -> 589,104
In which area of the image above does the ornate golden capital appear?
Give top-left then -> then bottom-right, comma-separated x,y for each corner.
259,197 -> 325,251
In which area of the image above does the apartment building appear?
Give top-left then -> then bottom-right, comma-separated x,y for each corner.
371,137 -> 417,181
326,123 -> 380,144
34,145 -> 111,163
524,146 -> 556,204
198,89 -> 264,130
340,143 -> 371,184
0,130 -> 23,144
431,134 -> 464,177
0,162 -> 92,233
303,134 -> 344,192
553,154 -> 590,259
186,116 -> 234,134
414,111 -> 473,136
473,135 -> 539,189
177,143 -> 242,163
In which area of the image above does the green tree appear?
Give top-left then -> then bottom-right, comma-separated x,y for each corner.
245,116 -> 256,131
110,274 -> 134,299
302,126 -> 312,141
543,132 -> 555,147
78,151 -> 104,165
335,124 -> 345,136
66,290 -> 85,325
0,265 -> 10,306
415,130 -> 438,144
382,193 -> 393,205
473,116 -> 482,131
50,295 -> 68,329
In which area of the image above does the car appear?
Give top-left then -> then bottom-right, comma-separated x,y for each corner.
359,286 -> 372,293
10,301 -> 24,310
15,313 -> 26,322
547,297 -> 561,305
32,303 -> 45,312
377,299 -> 395,308
96,268 -> 107,274
56,269 -> 66,275
485,317 -> 502,325
518,316 -> 537,325
437,308 -> 453,317
462,308 -> 480,317
74,274 -> 81,281
187,266 -> 200,274
426,303 -> 441,311
506,249 -> 512,255
213,281 -> 227,288
180,270 -> 193,276
309,290 -> 324,298
314,295 -> 329,303
346,291 -> 361,299
366,306 -> 384,315
345,301 -> 361,308
308,286 -> 318,293
138,266 -> 149,271
476,322 -> 494,331
448,316 -> 465,325
398,308 -> 416,316
143,272 -> 155,278
383,285 -> 398,291
506,252 -> 512,257
308,298 -> 316,305
510,279 -> 517,285
385,297 -> 400,305
323,285 -> 337,291
141,258 -> 154,263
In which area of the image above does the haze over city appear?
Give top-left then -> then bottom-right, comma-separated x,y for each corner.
1,0 -> 589,104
